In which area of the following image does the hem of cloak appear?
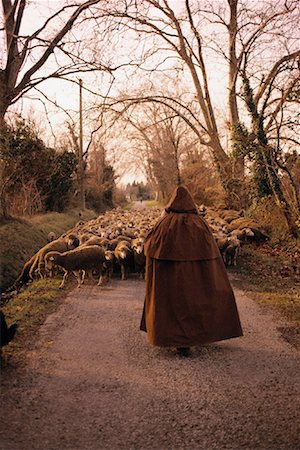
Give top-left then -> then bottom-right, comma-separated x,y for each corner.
139,330 -> 243,347
144,255 -> 221,262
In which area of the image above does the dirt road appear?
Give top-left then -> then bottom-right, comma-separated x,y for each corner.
0,277 -> 299,450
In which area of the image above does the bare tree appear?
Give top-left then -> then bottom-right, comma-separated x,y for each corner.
0,0 -> 111,123
119,105 -> 181,201
97,0 -> 299,209
105,99 -> 212,201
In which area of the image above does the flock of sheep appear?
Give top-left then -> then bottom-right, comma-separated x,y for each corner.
13,205 -> 267,291
199,205 -> 268,266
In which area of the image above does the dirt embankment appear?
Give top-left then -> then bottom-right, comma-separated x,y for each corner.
1,277 -> 299,450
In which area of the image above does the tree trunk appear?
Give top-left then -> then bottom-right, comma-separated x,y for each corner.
209,138 -> 246,210
259,145 -> 299,237
253,116 -> 299,237
0,72 -> 11,125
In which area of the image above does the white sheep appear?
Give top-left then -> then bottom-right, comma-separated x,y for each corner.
29,237 -> 77,280
44,245 -> 106,288
131,237 -> 146,279
114,240 -> 133,280
80,236 -> 109,249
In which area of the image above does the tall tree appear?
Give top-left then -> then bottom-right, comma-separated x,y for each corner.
236,67 -> 299,237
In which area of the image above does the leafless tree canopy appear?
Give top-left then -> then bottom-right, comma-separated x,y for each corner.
1,0 -> 299,230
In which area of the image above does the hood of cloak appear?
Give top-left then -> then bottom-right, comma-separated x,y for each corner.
144,186 -> 220,261
164,185 -> 198,214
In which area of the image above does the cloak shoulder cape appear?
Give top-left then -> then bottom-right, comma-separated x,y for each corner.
144,186 -> 220,261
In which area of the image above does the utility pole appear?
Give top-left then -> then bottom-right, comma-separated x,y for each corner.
78,78 -> 85,210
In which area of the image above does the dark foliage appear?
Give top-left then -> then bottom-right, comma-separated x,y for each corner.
46,151 -> 78,212
85,164 -> 116,212
0,119 -> 77,216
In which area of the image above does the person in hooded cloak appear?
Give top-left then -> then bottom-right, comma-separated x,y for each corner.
140,185 -> 243,356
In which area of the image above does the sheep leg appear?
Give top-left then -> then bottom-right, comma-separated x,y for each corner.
97,268 -> 105,286
80,270 -> 86,285
233,247 -> 239,266
220,249 -> 226,264
29,254 -> 39,280
224,251 -> 230,267
59,270 -> 69,288
121,264 -> 126,280
72,270 -> 82,288
106,268 -> 112,280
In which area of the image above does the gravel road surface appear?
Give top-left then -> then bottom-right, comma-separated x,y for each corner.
0,277 -> 299,450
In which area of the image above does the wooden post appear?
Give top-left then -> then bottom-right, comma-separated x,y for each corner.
78,78 -> 85,210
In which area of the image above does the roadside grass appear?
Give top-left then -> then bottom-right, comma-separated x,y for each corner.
1,277 -> 74,365
29,210 -> 96,235
123,202 -> 134,210
124,199 -> 162,210
0,209 -> 96,292
144,200 -> 162,208
230,243 -> 300,348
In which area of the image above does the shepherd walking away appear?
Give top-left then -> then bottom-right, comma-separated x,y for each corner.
140,186 -> 243,356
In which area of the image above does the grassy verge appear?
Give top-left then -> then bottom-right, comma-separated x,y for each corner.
124,200 -> 162,210
1,277 -> 75,366
229,243 -> 300,348
144,200 -> 162,208
0,209 -> 96,292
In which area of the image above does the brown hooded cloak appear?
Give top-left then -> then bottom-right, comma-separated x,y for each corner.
140,186 -> 243,347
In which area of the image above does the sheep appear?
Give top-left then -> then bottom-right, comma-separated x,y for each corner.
131,237 -> 146,279
230,227 -> 254,242
215,235 -> 230,262
214,232 -> 242,266
80,236 -> 108,248
29,237 -> 78,280
115,235 -> 132,244
78,233 -> 93,245
44,245 -> 106,288
13,253 -> 38,291
219,209 -> 244,223
65,233 -> 80,248
227,217 -> 258,232
121,229 -> 135,239
106,238 -> 120,251
103,250 -> 115,279
246,227 -> 269,242
224,236 -> 241,267
47,231 -> 57,242
114,240 -> 133,280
